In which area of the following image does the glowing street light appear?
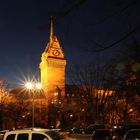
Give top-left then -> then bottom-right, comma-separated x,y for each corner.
24,81 -> 42,128
25,82 -> 34,90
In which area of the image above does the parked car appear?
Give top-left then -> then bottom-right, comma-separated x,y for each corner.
3,128 -> 76,140
39,129 -> 76,140
123,129 -> 140,140
85,124 -> 105,134
58,129 -> 71,137
90,129 -> 112,140
33,128 -> 76,140
111,128 -> 126,140
71,128 -> 84,134
46,129 -> 76,140
121,124 -> 140,132
3,129 -> 53,140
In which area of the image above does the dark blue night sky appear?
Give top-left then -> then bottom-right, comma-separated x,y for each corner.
0,0 -> 140,88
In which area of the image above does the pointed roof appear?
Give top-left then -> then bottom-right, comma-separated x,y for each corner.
43,17 -> 65,59
50,16 -> 53,44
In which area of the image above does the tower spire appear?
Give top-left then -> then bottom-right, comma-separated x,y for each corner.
50,16 -> 53,44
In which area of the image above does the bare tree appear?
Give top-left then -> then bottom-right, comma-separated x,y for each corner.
67,61 -> 117,125
0,79 -> 11,129
113,40 -> 140,124
6,89 -> 31,129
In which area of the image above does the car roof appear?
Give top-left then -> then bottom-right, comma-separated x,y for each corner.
94,129 -> 110,131
0,130 -> 9,133
126,129 -> 140,132
5,129 -> 45,134
4,129 -> 55,135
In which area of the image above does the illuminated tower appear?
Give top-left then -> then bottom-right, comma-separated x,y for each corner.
40,18 -> 66,105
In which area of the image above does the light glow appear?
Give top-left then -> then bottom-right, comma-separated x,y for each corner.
24,81 -> 42,90
35,83 -> 42,90
25,82 -> 33,90
54,92 -> 58,96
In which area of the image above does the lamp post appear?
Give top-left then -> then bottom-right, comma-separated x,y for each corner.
25,82 -> 42,128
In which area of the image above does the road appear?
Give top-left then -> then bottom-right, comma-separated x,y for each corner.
70,134 -> 92,140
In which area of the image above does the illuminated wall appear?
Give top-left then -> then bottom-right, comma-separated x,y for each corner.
40,19 -> 66,105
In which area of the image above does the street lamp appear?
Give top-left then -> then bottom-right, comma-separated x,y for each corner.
25,81 -> 42,128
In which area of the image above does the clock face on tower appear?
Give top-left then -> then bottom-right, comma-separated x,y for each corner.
52,49 -> 60,56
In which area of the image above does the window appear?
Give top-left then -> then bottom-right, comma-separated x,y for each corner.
93,130 -> 111,138
6,134 -> 16,140
0,134 -> 4,140
32,133 -> 48,140
17,133 -> 29,140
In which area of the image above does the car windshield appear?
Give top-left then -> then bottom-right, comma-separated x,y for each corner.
93,130 -> 111,138
126,130 -> 140,139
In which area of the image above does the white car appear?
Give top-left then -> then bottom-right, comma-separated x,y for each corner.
3,129 -> 53,140
3,128 -> 76,140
